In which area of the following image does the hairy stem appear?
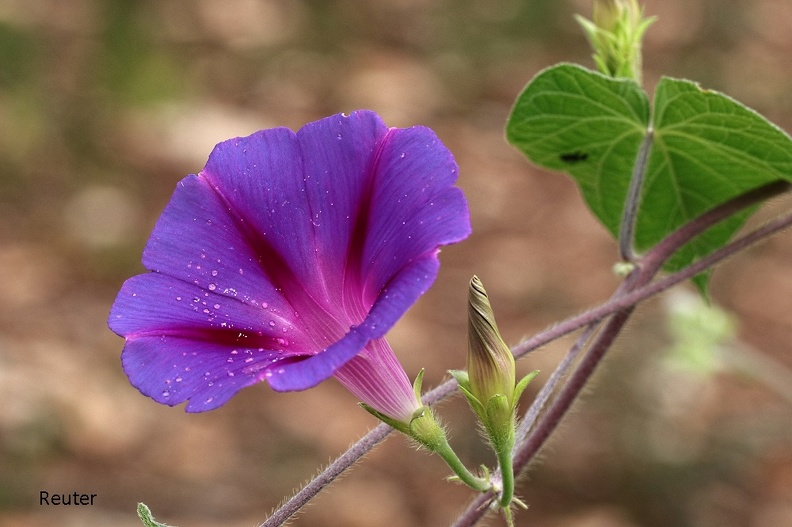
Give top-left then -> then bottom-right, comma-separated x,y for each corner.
258,423 -> 392,527
619,128 -> 654,262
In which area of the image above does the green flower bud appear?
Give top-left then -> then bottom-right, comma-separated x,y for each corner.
593,0 -> 629,33
466,275 -> 516,409
575,0 -> 655,83
451,276 -> 540,514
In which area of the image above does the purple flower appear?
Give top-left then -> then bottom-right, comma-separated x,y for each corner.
108,110 -> 471,416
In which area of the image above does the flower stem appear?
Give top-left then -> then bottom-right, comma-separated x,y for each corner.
433,436 -> 491,493
496,439 -> 515,508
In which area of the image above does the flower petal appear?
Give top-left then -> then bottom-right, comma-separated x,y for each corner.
110,273 -> 309,411
200,111 -> 389,317
266,254 -> 440,391
360,125 -> 471,297
121,337 -> 283,412
141,173 -> 293,315
333,338 -> 421,423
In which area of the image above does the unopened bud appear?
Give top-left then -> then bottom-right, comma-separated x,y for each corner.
466,275 -> 516,408
576,0 -> 655,83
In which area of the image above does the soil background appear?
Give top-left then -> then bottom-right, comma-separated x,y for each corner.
1,1 -> 791,526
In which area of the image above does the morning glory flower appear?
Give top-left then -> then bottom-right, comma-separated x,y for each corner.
108,110 -> 471,417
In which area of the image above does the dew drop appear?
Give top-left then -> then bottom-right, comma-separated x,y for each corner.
175,376 -> 183,382
205,397 -> 214,404
268,320 -> 276,327
175,296 -> 182,301
227,371 -> 235,377
214,303 -> 221,309
211,269 -> 218,277
161,390 -> 170,398
244,357 -> 254,363
204,372 -> 211,377
208,283 -> 217,291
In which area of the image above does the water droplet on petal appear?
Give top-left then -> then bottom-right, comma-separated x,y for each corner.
268,320 -> 276,327
162,390 -> 170,398
208,283 -> 217,291
211,269 -> 218,277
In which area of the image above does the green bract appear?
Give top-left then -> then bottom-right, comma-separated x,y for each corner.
506,63 -> 792,293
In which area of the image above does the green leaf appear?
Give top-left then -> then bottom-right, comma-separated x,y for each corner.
137,503 -> 175,527
507,63 -> 792,291
506,63 -> 649,240
639,77 -> 792,289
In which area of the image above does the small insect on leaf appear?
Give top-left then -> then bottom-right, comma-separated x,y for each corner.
559,151 -> 589,164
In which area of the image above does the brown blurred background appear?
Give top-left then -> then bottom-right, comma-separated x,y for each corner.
1,0 -> 792,525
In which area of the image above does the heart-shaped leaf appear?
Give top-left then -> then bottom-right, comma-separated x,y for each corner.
507,63 -> 792,292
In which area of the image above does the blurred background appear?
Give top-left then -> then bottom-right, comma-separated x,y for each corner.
1,0 -> 792,525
